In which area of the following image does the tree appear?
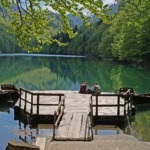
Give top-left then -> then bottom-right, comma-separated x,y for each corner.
0,0 -> 115,52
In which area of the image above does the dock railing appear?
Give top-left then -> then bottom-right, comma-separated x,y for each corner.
19,88 -> 65,116
53,95 -> 66,138
89,96 -> 93,140
90,89 -> 133,119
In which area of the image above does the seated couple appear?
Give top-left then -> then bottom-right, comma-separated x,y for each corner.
79,82 -> 101,94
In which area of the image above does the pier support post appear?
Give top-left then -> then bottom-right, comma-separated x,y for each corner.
31,94 -> 33,114
19,88 -> 21,107
24,91 -> 27,111
59,95 -> 61,115
96,96 -> 98,116
117,96 -> 120,120
37,94 -> 39,116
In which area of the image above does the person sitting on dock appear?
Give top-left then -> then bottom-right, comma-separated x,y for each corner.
79,82 -> 87,93
93,82 -> 101,94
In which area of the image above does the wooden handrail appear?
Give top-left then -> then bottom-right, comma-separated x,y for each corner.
92,94 -> 121,96
89,96 -> 93,140
20,87 -> 64,96
55,105 -> 66,127
55,95 -> 66,114
92,104 -> 124,107
123,89 -> 131,95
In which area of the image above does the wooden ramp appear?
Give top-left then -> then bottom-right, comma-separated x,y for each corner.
54,112 -> 92,141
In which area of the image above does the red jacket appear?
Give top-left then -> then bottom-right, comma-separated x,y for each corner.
79,83 -> 87,93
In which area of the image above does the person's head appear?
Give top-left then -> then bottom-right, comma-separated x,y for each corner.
94,82 -> 98,85
84,82 -> 87,85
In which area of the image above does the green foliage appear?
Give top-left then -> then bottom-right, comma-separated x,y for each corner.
1,56 -> 150,94
99,0 -> 150,61
0,0 -> 115,52
40,20 -> 107,56
0,17 -> 24,53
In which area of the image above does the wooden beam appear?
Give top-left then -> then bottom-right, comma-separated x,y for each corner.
31,94 -> 33,114
96,96 -> 98,116
56,95 -> 66,115
92,94 -> 119,96
92,104 -> 124,107
20,87 -> 64,96
117,96 -> 120,117
55,105 -> 66,127
37,94 -> 39,115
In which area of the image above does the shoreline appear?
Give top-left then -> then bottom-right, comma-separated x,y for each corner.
1,53 -> 150,66
0,53 -> 85,58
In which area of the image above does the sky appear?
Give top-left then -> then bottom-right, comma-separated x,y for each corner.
40,0 -> 116,14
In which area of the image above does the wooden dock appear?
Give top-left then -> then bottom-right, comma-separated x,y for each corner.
14,88 -> 134,141
54,112 -> 92,141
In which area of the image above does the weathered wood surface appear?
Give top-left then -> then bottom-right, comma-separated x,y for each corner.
55,112 -> 92,141
15,91 -> 125,116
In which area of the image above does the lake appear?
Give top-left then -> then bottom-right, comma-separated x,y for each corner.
0,55 -> 150,149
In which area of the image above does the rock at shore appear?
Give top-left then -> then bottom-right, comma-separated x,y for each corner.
6,139 -> 40,150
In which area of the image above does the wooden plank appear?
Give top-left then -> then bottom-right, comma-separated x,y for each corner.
84,114 -> 92,140
67,113 -> 82,140
55,113 -> 73,140
79,113 -> 91,140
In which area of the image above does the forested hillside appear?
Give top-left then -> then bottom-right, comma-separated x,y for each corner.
40,3 -> 118,56
0,17 -> 24,53
41,0 -> 150,62
0,5 -> 75,53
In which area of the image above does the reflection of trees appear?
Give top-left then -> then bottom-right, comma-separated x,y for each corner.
39,57 -> 150,94
0,56 -> 73,90
1,56 -> 150,93
131,105 -> 150,142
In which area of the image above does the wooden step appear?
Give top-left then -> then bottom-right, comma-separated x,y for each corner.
55,112 -> 92,141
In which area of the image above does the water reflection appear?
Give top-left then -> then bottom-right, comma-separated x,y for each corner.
131,104 -> 150,142
0,55 -> 150,149
0,56 -> 150,93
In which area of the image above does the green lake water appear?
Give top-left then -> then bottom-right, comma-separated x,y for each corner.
0,55 -> 150,149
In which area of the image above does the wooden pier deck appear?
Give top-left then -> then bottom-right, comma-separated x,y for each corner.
15,90 -> 126,117
14,88 -> 134,141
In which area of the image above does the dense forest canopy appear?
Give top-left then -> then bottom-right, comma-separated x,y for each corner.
0,0 -> 150,62
0,0 -> 114,52
41,0 -> 150,62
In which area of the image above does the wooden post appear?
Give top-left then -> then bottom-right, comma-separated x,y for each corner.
59,95 -> 61,115
24,123 -> 26,142
24,91 -> 27,111
31,94 -> 33,114
128,97 -> 129,114
130,96 -> 132,109
124,97 -> 126,116
117,96 -> 120,117
95,129 -> 98,135
117,128 -> 120,134
30,128 -> 33,144
53,111 -> 56,138
96,96 -> 98,116
19,88 -> 21,107
37,94 -> 39,115
19,120 -> 21,139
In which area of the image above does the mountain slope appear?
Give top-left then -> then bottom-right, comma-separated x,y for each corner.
0,5 -> 75,53
67,3 -> 119,26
